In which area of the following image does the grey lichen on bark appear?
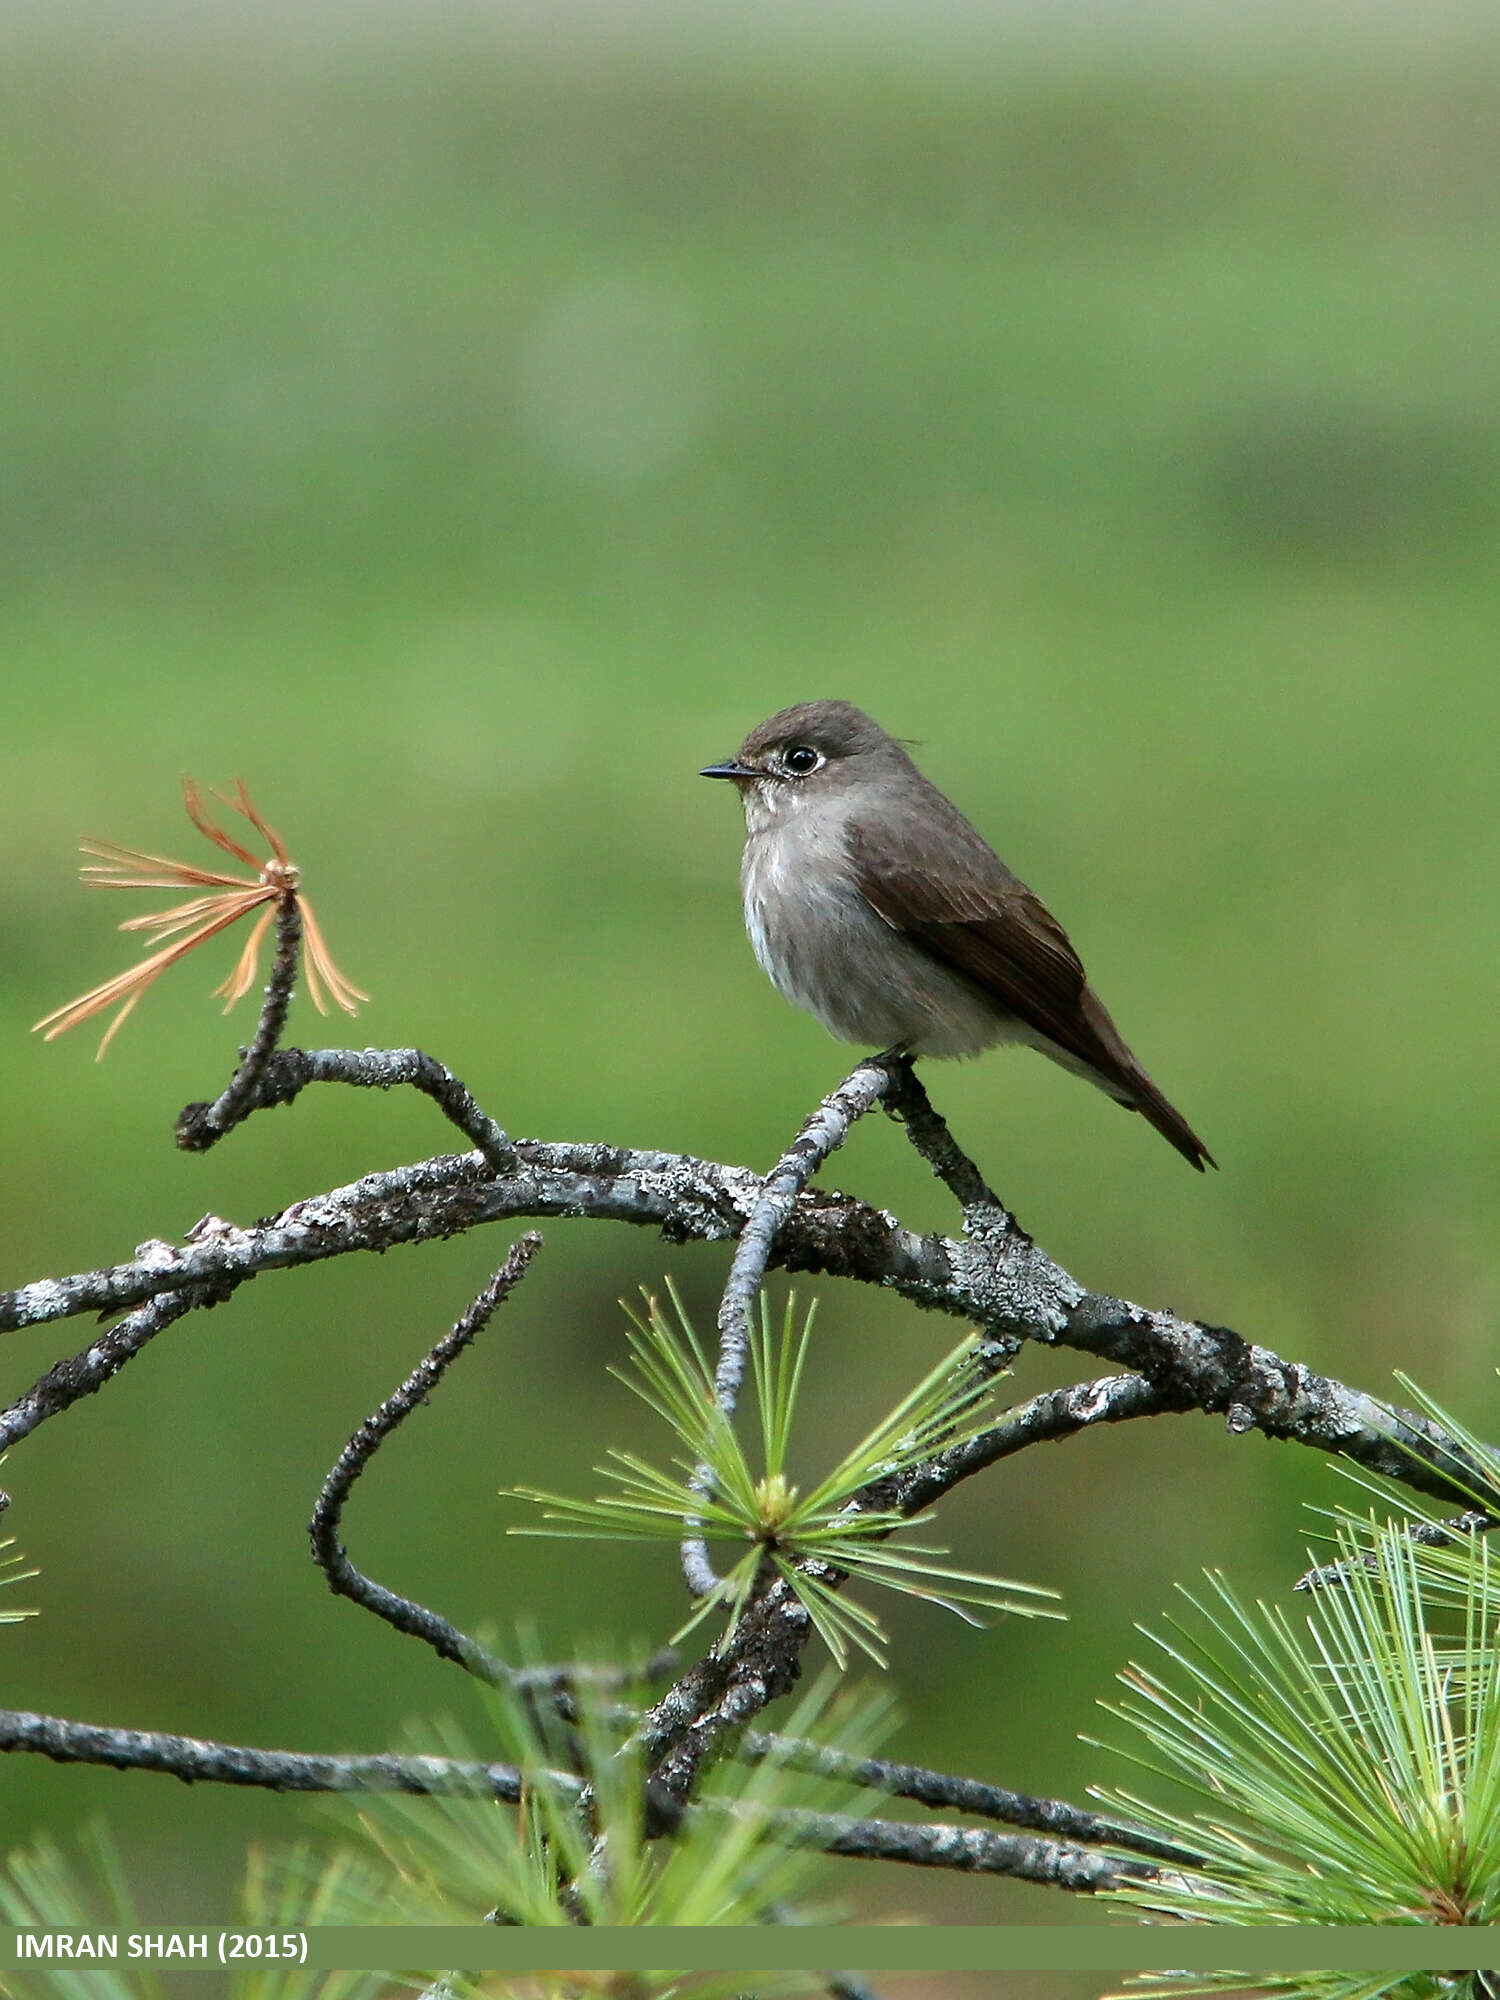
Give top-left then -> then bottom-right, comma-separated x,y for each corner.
4,998 -> 1497,1911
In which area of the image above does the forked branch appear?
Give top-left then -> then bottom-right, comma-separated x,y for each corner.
6,875 -> 1496,1912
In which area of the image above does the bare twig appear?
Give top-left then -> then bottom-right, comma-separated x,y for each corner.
180,1043 -> 516,1173
739,1728 -> 1197,1866
881,1056 -> 999,1216
0,1705 -> 548,1800
882,1059 -> 1068,1376
1295,1509 -> 1498,1592
308,1236 -> 543,1682
0,1283 -> 236,1500
174,896 -> 303,1151
682,1058 -> 899,1597
890,1372 -> 1170,1516
711,1059 -> 899,1422
768,1806 -> 1163,1891
167,843 -> 508,1167
643,1572 -> 813,1806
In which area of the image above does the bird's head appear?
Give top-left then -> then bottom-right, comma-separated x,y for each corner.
701,700 -> 903,831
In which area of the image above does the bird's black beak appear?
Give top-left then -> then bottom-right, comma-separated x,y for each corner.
700,760 -> 758,780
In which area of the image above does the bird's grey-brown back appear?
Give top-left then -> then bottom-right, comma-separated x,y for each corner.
702,700 -> 1213,1170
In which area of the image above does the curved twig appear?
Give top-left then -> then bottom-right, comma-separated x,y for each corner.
1296,1508 -> 1498,1592
180,1040 -> 515,1173
891,1372 -> 1169,1515
308,1236 -> 543,1683
0,1145 -> 937,1335
681,1058 -> 899,1598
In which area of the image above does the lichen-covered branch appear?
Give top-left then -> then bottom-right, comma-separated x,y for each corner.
711,1059 -> 898,1421
642,1571 -> 813,1805
891,1372 -> 1170,1516
740,1728 -> 1197,1866
7,1024 -> 1498,1915
1,1078 -> 1489,1513
769,1806 -> 1162,1891
0,1284 -> 234,1463
0,1704 -> 1165,1892
0,1705 -> 540,1800
173,897 -> 303,1151
0,1140 -> 938,1333
181,1042 -> 515,1172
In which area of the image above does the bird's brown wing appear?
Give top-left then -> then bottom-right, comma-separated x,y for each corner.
846,806 -> 1214,1170
846,809 -> 1104,1070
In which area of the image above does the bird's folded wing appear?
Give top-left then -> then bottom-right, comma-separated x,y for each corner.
846,808 -> 1214,1169
846,817 -> 1122,1079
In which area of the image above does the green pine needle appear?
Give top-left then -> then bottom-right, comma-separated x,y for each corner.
507,1283 -> 1060,1668
0,1534 -> 38,1626
1089,1383 -> 1500,2000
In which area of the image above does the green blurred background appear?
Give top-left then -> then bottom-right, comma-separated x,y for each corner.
2,3 -> 1499,1971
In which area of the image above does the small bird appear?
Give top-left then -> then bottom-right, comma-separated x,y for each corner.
702,699 -> 1213,1170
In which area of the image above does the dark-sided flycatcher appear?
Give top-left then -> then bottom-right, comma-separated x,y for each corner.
702,699 -> 1213,1170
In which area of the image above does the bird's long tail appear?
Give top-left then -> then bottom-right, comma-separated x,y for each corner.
1077,988 -> 1215,1172
1122,1066 -> 1216,1172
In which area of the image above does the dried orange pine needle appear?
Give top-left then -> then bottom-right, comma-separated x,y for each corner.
34,779 -> 368,1058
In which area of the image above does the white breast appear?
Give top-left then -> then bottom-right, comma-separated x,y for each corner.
738,798 -> 1006,1059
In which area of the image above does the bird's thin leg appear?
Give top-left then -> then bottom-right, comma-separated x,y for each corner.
878,1061 -> 1025,1376
871,1046 -> 916,1123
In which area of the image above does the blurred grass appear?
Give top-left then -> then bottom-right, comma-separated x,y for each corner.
2,35 -> 1499,1935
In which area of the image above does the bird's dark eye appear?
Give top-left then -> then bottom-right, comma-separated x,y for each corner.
782,745 -> 822,776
